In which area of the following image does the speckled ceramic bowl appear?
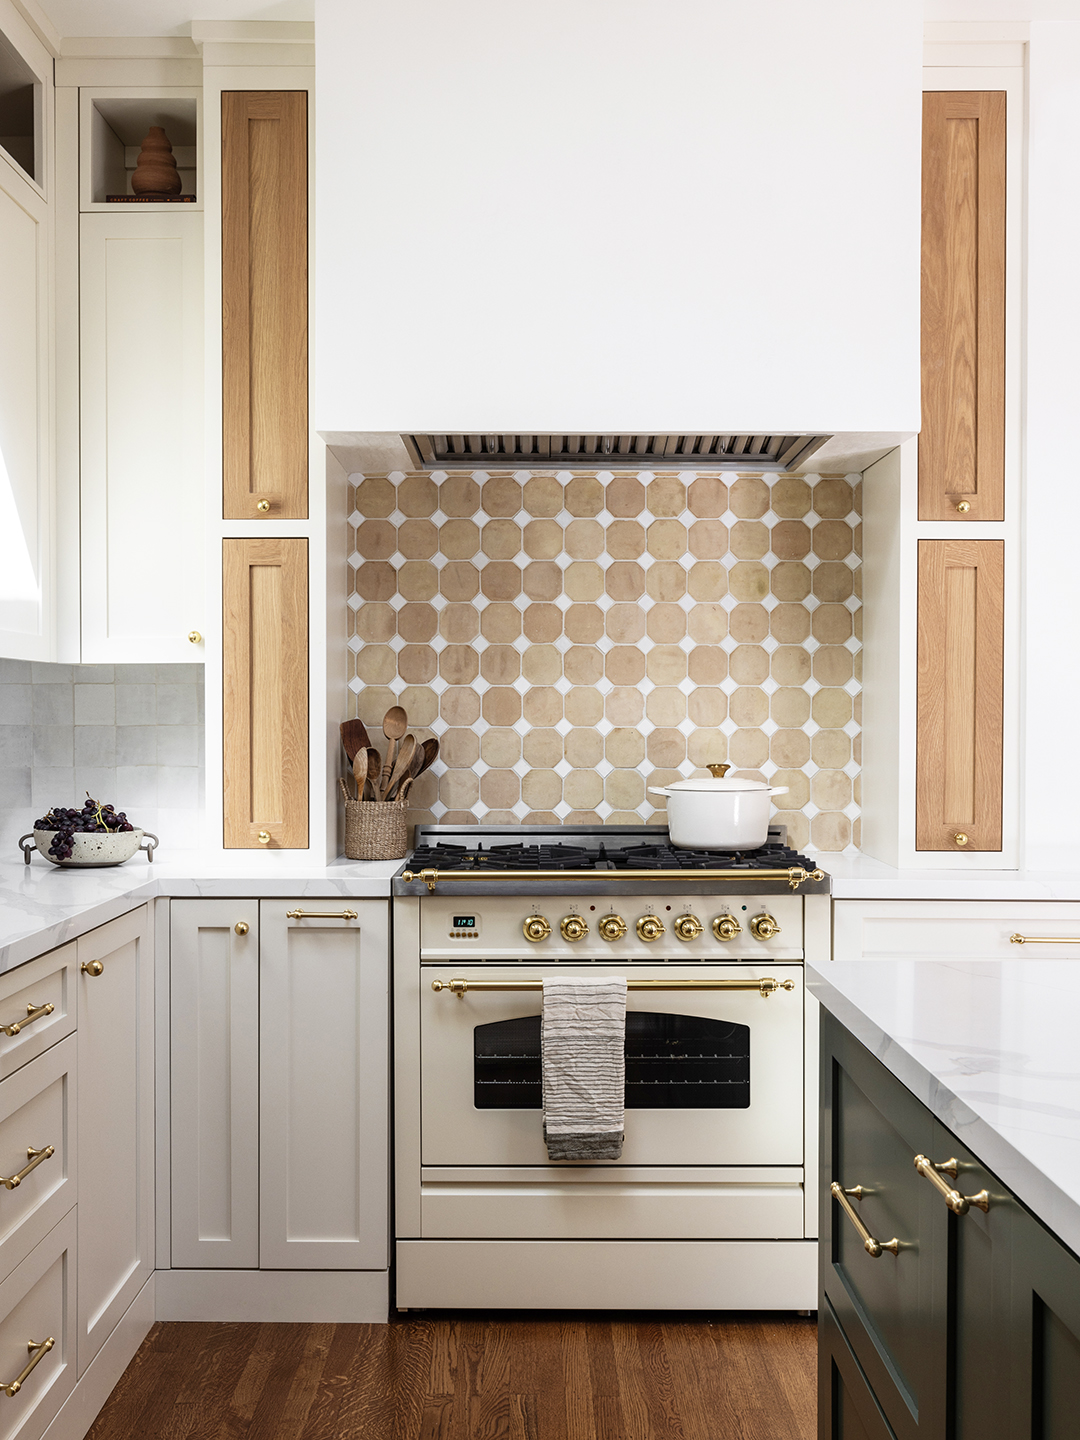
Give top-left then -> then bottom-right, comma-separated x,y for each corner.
22,829 -> 158,867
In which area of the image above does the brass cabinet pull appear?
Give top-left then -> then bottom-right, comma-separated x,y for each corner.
285,909 -> 358,921
0,1146 -> 54,1191
187,630 -> 202,644
0,1004 -> 54,1038
1010,933 -> 1080,945
80,960 -> 104,978
234,922 -> 249,936
431,976 -> 795,998
830,1182 -> 900,1257
914,1154 -> 990,1214
1,1337 -> 54,1397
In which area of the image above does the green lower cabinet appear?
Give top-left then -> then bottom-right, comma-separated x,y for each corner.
820,1012 -> 1080,1440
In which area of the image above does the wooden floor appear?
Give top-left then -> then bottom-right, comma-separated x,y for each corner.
86,1312 -> 816,1440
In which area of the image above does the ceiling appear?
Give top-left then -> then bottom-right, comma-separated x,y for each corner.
33,0 -> 311,39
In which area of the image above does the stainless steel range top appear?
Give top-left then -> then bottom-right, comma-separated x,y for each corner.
393,823 -> 830,898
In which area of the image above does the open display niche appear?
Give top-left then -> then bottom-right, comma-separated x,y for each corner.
81,89 -> 200,209
0,26 -> 41,185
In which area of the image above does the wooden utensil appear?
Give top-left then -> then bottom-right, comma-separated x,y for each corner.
352,747 -> 368,802
415,737 -> 439,777
340,718 -> 371,763
384,735 -> 416,802
380,706 -> 407,792
363,747 -> 382,801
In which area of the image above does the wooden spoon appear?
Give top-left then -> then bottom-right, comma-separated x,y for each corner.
384,735 -> 417,802
415,737 -> 439,777
380,706 -> 407,791
340,718 -> 371,763
352,748 -> 368,802
363,748 -> 382,802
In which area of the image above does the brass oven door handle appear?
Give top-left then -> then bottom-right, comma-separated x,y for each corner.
285,909 -> 358,920
0,1146 -> 55,1192
0,1004 -> 54,1038
1,1337 -> 54,1397
914,1155 -> 990,1214
431,976 -> 795,998
1010,934 -> 1080,945
830,1182 -> 900,1257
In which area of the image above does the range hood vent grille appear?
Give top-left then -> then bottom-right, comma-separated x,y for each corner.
406,433 -> 831,472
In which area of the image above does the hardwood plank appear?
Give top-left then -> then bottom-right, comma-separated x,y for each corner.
560,1320 -> 597,1440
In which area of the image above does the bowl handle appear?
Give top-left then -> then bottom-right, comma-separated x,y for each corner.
140,832 -> 159,863
18,835 -> 35,866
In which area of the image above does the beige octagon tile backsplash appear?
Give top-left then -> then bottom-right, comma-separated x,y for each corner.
346,470 -> 862,853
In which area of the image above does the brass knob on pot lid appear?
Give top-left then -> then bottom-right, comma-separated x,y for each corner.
674,914 -> 704,942
522,913 -> 552,943
560,914 -> 589,942
713,913 -> 742,942
749,913 -> 782,941
636,914 -> 666,942
705,764 -> 732,779
598,913 -> 627,942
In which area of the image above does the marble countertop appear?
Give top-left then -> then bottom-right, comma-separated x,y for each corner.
808,956 -> 1080,1256
0,852 -> 403,974
826,854 -> 1080,900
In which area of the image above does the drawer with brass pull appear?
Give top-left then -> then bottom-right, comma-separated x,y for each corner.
0,1039 -> 75,1287
0,949 -> 75,1085
0,1208 -> 76,1439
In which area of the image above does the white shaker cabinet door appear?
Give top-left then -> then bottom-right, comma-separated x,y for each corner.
169,899 -> 259,1268
78,210 -> 204,663
258,901 -> 389,1270
76,906 -> 153,1376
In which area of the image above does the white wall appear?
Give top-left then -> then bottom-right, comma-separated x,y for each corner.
314,0 -> 923,436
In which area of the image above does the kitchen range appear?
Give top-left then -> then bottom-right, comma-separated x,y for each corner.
392,824 -> 831,1311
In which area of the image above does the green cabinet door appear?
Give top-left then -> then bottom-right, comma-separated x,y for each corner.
1005,1188 -> 1080,1439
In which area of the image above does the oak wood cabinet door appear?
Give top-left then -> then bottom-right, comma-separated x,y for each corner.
221,91 -> 308,521
222,537 -> 308,849
920,91 -> 1006,522
257,901 -> 389,1271
169,900 -> 259,1268
916,539 -> 1004,852
76,907 -> 153,1376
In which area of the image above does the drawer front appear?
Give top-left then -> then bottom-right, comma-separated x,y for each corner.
820,1300 -> 900,1440
0,950 -> 76,1084
0,1209 -> 76,1440
834,901 -> 1080,963
822,1012 -> 947,1440
0,1039 -> 75,1285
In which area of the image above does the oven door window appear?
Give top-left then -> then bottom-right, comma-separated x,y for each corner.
473,1012 -> 750,1110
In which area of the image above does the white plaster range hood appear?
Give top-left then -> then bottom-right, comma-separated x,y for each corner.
315,0 -> 924,460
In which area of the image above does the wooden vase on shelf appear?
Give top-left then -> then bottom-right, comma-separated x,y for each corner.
130,126 -> 182,197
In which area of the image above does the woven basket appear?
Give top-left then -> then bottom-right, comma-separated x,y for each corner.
344,798 -> 408,861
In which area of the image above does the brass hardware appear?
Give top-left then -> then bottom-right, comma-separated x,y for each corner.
256,498 -> 271,513
187,630 -> 202,644
284,909 -> 358,920
636,914 -> 666,942
1,1337 -> 54,1397
257,831 -> 271,845
712,914 -> 743,942
522,914 -> 552,943
431,976 -> 795,997
749,913 -> 782,941
81,961 -> 104,978
1010,933 -> 1080,945
0,1003 -> 54,1037
705,764 -> 732,779
401,866 -> 826,893
914,1155 -> 990,1214
597,914 -> 627,942
0,1146 -> 55,1191
559,915 -> 589,942
673,914 -> 704,942
955,500 -> 972,513
953,833 -> 969,846
830,1182 -> 900,1257
234,921 -> 249,936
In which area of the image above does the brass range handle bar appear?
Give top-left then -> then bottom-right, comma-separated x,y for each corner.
285,909 -> 358,921
1010,933 -> 1080,945
0,1146 -> 54,1191
914,1154 -> 990,1214
0,1003 -> 54,1038
1,1337 -> 54,1397
402,866 -> 825,893
830,1182 -> 900,1258
431,976 -> 796,998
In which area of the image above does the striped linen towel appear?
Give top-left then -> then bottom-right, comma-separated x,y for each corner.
541,974 -> 627,1161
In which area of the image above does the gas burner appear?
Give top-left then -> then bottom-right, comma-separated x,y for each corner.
610,841 -> 818,873
407,841 -> 608,872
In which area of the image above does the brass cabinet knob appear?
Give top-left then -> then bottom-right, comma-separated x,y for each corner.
257,831 -> 271,845
234,921 -> 249,936
712,913 -> 743,942
636,914 -> 666,942
673,914 -> 703,942
80,960 -> 104,978
560,915 -> 589,942
953,833 -> 969,846
188,630 -> 202,644
522,914 -> 552,943
749,913 -> 782,941
256,498 -> 271,513
598,913 -> 627,942
955,500 -> 971,514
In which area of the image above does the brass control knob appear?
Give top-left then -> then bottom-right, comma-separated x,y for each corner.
673,914 -> 703,942
636,914 -> 666,942
598,913 -> 627,942
234,922 -> 249,936
749,913 -> 782,941
80,960 -> 104,978
712,913 -> 743,942
256,498 -> 271,513
560,915 -> 590,942
522,914 -> 552,943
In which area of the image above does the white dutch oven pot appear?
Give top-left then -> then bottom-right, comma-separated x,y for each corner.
648,764 -> 789,850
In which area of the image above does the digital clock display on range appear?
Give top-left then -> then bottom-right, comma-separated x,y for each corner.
452,916 -> 476,929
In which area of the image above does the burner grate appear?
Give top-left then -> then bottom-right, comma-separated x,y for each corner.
609,841 -> 818,873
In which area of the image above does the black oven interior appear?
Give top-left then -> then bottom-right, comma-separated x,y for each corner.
473,1012 -> 751,1110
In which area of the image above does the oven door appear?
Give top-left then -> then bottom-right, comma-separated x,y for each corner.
419,964 -> 803,1166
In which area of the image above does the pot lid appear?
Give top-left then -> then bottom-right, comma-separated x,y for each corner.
659,764 -> 775,793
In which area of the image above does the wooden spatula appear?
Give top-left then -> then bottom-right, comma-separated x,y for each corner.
352,747 -> 368,802
363,747 -> 382,801
340,718 -> 372,763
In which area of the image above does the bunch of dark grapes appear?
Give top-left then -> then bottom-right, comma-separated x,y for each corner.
34,795 -> 135,860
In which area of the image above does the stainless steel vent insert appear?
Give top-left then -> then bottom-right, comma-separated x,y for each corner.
405,433 -> 831,472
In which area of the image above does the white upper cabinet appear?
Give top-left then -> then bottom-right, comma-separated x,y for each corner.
315,0 -> 923,435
